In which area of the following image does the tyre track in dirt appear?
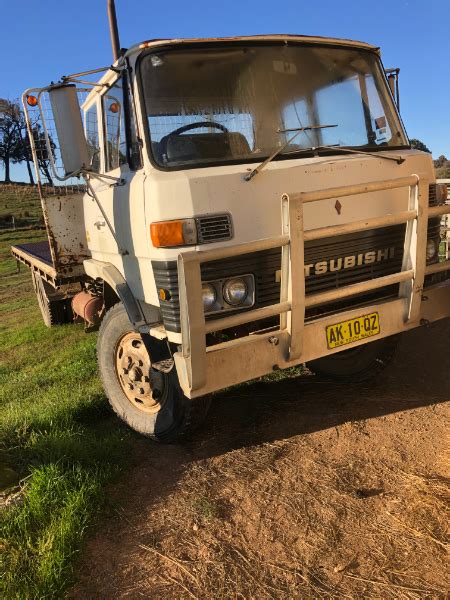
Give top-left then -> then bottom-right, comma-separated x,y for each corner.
70,321 -> 450,599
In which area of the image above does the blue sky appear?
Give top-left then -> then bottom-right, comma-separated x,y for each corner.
2,0 -> 449,181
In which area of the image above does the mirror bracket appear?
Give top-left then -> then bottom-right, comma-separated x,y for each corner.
385,67 -> 400,112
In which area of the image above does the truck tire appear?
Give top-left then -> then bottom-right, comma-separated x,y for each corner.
306,335 -> 398,383
97,303 -> 211,442
31,270 -> 73,327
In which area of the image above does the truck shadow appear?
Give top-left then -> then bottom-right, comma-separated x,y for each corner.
185,318 -> 450,456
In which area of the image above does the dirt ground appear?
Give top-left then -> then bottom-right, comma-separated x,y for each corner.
70,322 -> 449,599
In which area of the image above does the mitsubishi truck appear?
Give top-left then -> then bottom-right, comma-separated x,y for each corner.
12,2 -> 450,441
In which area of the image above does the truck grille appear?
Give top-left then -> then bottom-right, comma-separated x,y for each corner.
153,224 -> 410,332
304,225 -> 404,295
196,214 -> 233,244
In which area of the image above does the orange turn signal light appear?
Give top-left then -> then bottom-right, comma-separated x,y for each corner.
26,95 -> 38,107
151,220 -> 185,247
158,288 -> 171,301
150,219 -> 197,248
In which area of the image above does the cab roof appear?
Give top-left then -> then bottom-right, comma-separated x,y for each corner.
125,34 -> 380,58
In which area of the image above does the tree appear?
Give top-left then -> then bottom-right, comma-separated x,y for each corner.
15,120 -> 35,185
16,135 -> 35,185
410,138 -> 431,153
0,98 -> 56,185
32,125 -> 56,186
434,154 -> 448,169
0,99 -> 24,183
432,154 -> 450,179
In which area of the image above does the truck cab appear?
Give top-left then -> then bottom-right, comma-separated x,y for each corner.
14,34 -> 450,441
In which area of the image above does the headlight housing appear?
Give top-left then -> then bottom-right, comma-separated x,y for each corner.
200,274 -> 255,314
223,278 -> 248,306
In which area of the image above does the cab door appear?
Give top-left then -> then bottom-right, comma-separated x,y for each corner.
83,74 -> 147,298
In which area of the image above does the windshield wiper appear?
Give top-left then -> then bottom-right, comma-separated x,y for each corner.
307,144 -> 405,164
259,142 -> 406,165
244,124 -> 338,181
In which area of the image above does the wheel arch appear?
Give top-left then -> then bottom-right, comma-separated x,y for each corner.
83,259 -> 147,328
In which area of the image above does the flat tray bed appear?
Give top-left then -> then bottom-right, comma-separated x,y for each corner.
10,240 -> 83,286
13,240 -> 53,267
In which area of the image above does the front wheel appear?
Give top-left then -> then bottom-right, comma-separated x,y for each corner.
307,335 -> 399,383
97,303 -> 210,442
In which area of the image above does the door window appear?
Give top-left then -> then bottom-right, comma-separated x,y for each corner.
85,103 -> 100,172
103,78 -> 127,172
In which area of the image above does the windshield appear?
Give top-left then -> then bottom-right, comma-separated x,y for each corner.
139,43 -> 408,169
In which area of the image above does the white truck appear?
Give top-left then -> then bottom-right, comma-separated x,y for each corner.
12,3 -> 450,441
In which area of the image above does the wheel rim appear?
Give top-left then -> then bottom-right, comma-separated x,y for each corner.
114,332 -> 166,414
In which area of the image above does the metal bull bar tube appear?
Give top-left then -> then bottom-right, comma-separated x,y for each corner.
177,175 -> 450,395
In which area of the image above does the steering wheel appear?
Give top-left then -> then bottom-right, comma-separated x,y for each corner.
159,121 -> 229,160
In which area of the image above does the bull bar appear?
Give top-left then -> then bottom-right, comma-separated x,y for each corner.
174,175 -> 450,398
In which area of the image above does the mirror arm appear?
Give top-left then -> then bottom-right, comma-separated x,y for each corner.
60,65 -> 123,81
85,171 -> 125,186
61,78 -> 110,88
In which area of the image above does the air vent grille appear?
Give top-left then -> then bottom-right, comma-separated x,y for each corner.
196,214 -> 233,244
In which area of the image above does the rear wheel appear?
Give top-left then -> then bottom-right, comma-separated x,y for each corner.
31,270 -> 73,327
97,303 -> 210,442
307,335 -> 399,383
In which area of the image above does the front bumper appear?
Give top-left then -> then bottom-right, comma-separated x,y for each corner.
173,175 -> 450,398
174,280 -> 450,397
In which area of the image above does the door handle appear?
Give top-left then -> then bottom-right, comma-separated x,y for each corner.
94,220 -> 106,229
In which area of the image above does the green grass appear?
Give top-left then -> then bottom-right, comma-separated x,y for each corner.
0,183 -> 43,227
0,187 -> 133,599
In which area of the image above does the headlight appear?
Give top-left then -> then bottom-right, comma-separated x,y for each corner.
223,278 -> 248,306
426,238 -> 438,261
202,283 -> 217,311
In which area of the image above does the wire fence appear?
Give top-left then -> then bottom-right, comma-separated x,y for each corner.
0,183 -> 86,231
1,183 -> 87,197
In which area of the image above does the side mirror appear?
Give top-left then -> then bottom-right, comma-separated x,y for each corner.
385,68 -> 400,112
49,84 -> 90,176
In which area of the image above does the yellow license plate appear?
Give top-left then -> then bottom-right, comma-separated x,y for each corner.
326,312 -> 380,349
